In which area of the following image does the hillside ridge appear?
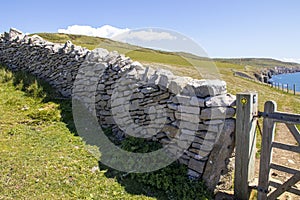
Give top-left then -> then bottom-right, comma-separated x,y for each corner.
35,32 -> 300,69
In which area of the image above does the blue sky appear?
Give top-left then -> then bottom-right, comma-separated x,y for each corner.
1,0 -> 300,62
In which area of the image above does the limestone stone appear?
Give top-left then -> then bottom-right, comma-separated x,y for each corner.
178,158 -> 189,165
180,153 -> 190,160
188,169 -> 201,178
29,34 -> 47,45
104,116 -> 115,124
193,136 -> 204,144
181,128 -> 196,136
130,92 -> 144,100
188,148 -> 210,158
9,28 -> 23,40
203,119 -> 224,125
191,142 -> 202,149
179,129 -> 195,141
178,105 -> 200,114
219,118 -> 235,137
205,93 -> 236,107
161,124 -> 179,134
199,142 -> 215,151
174,112 -> 200,122
156,68 -> 174,77
131,61 -> 143,70
185,79 -> 227,98
155,132 -> 167,139
179,121 -> 199,131
0,28 -> 237,192
152,92 -> 170,101
188,158 -> 206,174
126,68 -> 139,79
168,76 -> 192,94
155,73 -> 170,88
202,119 -> 236,191
196,130 -> 218,140
141,86 -> 158,94
190,96 -> 205,107
167,103 -> 178,110
200,107 -> 236,120
171,95 -> 190,104
199,123 -> 218,133
160,138 -> 171,145
100,95 -> 111,101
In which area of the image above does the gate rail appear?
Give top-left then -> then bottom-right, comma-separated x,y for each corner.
234,92 -> 300,200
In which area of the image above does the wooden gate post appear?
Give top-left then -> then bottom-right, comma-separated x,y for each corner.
257,101 -> 277,199
234,92 -> 258,199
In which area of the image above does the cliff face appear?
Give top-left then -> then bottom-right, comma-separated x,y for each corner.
0,28 -> 237,191
254,66 -> 300,84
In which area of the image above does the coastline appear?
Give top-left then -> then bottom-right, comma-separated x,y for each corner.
269,72 -> 300,92
231,66 -> 300,94
254,66 -> 300,84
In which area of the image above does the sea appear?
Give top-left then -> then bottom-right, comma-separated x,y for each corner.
269,72 -> 300,92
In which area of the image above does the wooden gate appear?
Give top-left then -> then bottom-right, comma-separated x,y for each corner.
257,101 -> 300,199
234,93 -> 300,200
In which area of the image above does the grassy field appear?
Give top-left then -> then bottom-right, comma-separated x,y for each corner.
1,33 -> 300,199
0,66 -> 164,199
215,57 -> 300,69
36,32 -> 300,71
36,32 -> 300,121
0,67 -> 166,199
38,32 -> 300,154
0,66 -> 212,199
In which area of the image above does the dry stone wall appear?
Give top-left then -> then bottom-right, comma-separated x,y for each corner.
0,28 -> 236,190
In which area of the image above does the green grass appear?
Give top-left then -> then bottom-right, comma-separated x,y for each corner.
215,57 -> 300,69
2,32 -> 300,198
35,33 -> 139,53
12,32 -> 300,151
35,32 -> 300,81
0,66 -> 158,200
0,65 -> 212,199
36,33 -> 300,71
126,50 -> 191,66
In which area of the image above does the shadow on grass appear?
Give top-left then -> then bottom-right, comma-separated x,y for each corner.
0,65 -> 170,199
98,162 -> 170,200
0,64 -> 212,200
2,66 -> 77,134
97,159 -> 212,200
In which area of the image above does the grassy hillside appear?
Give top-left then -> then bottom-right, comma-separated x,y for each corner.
0,66 -> 161,199
34,33 -> 137,52
0,65 -> 212,199
36,33 -> 300,67
35,32 -> 300,124
215,57 -> 300,69
2,32 -> 299,199
36,33 -> 300,80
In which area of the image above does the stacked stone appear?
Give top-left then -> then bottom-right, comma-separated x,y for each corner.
86,51 -> 237,179
0,28 -> 237,189
0,28 -> 89,97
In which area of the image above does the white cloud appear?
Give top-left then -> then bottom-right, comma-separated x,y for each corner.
58,25 -> 177,42
115,29 -> 177,41
57,25 -> 130,38
279,58 -> 300,64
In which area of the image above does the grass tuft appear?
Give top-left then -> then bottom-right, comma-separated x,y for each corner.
0,65 -> 158,199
